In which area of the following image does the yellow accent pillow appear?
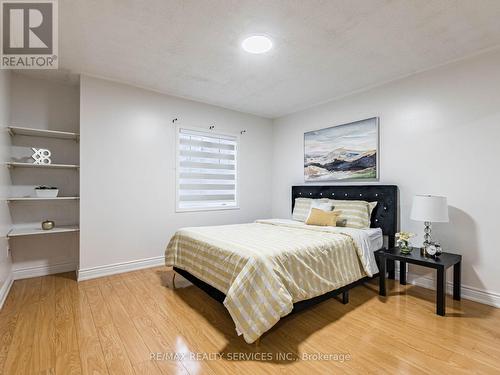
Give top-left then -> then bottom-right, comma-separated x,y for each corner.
305,208 -> 342,227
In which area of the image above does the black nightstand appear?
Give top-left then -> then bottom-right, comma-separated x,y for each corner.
375,248 -> 462,316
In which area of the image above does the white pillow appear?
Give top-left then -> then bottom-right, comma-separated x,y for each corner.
292,198 -> 333,222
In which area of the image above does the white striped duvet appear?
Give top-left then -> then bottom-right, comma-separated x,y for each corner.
165,220 -> 374,343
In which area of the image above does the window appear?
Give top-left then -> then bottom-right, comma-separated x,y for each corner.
176,127 -> 238,211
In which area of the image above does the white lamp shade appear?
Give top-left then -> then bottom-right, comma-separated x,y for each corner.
410,195 -> 449,222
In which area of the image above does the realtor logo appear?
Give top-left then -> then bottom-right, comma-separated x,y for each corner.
1,0 -> 58,69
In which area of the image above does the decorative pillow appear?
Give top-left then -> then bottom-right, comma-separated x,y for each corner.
292,198 -> 313,222
310,199 -> 334,212
292,198 -> 333,222
306,208 -> 342,227
331,200 -> 377,229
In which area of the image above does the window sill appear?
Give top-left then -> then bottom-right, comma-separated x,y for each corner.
175,206 -> 240,213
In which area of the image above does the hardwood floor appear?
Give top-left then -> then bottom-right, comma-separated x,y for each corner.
0,267 -> 499,374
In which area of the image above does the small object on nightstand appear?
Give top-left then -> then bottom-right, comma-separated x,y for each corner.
396,232 -> 415,254
41,220 -> 55,230
400,247 -> 412,255
423,242 -> 443,258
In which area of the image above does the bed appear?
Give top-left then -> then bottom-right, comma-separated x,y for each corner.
165,185 -> 398,343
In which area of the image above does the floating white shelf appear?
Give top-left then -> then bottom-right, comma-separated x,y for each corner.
7,225 -> 80,238
6,125 -> 81,247
8,126 -> 79,141
6,196 -> 80,202
6,162 -> 79,169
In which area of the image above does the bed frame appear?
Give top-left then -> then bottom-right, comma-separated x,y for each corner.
173,185 -> 398,315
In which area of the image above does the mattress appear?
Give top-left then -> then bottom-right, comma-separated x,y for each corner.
165,219 -> 382,343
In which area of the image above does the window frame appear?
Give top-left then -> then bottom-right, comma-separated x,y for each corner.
175,125 -> 240,213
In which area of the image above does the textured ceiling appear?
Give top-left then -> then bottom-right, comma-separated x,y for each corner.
49,0 -> 500,118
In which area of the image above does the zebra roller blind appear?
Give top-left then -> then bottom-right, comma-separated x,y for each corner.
177,128 -> 238,211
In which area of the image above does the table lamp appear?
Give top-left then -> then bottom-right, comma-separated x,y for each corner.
410,195 -> 449,250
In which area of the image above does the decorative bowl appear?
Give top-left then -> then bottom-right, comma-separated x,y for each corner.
41,220 -> 55,230
35,188 -> 59,198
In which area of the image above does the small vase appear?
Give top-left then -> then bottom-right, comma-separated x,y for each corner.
41,220 -> 55,230
399,240 -> 412,254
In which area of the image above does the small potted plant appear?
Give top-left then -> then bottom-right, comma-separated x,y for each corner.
396,232 -> 416,254
35,185 -> 59,198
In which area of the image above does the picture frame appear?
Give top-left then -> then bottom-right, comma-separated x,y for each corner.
304,117 -> 379,181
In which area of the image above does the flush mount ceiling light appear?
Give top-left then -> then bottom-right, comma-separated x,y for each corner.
241,35 -> 273,54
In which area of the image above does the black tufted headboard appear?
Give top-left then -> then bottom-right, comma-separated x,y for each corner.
292,185 -> 399,246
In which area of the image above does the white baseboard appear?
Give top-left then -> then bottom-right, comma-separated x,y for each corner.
12,261 -> 77,280
0,273 -> 14,309
394,264 -> 500,308
77,255 -> 165,281
11,256 -> 498,308
2,256 -> 165,306
406,272 -> 500,308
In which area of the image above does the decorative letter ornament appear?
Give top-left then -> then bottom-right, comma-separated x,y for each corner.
31,148 -> 52,165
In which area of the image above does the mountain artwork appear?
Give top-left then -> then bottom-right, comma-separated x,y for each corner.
304,118 -> 379,181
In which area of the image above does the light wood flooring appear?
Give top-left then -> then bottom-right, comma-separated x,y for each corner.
0,267 -> 499,374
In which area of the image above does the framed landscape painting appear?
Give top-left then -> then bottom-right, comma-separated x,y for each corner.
304,117 -> 379,181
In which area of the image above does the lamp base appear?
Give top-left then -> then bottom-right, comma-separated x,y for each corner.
421,221 -> 432,256
423,221 -> 432,248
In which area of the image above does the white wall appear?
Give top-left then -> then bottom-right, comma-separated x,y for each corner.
79,75 -> 273,275
10,74 -> 79,133
0,71 -> 13,303
9,74 -> 80,278
272,48 -> 500,304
